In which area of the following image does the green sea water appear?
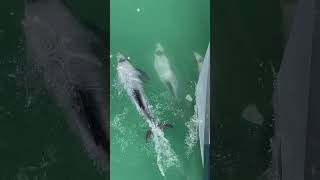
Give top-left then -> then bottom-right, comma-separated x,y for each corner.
0,1 -> 106,179
110,0 -> 210,179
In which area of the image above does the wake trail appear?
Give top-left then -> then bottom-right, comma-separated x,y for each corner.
185,104 -> 199,157
145,119 -> 180,176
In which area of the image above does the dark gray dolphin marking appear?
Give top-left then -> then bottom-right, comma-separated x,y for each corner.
133,89 -> 145,111
132,88 -> 153,121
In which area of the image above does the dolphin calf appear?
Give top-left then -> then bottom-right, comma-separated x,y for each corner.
116,53 -> 172,141
23,0 -> 109,171
154,43 -> 178,98
193,52 -> 204,72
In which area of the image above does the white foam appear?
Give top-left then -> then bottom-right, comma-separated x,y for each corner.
185,104 -> 199,157
111,108 -> 132,151
146,119 -> 180,176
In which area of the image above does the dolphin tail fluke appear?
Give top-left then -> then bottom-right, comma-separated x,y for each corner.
145,123 -> 173,142
157,122 -> 173,129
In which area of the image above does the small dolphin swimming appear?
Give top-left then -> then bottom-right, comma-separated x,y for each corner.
23,0 -> 109,171
193,52 -> 204,72
116,53 -> 172,141
154,43 -> 178,97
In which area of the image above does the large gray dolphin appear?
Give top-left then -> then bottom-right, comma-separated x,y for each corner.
116,53 -> 172,141
23,0 -> 109,172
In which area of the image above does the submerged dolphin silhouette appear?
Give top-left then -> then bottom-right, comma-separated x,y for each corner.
23,0 -> 109,171
116,53 -> 172,141
154,43 -> 178,98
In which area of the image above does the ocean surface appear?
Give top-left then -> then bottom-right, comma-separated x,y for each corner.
110,0 -> 210,179
0,1 -> 107,179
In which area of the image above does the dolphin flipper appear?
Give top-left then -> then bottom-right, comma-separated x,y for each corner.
158,123 -> 173,129
136,68 -> 150,82
145,123 -> 174,142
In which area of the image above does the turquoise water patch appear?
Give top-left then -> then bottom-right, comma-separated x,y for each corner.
110,0 -> 209,179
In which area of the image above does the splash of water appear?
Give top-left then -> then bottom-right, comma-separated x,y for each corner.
185,104 -> 199,157
146,119 -> 180,176
111,78 -> 124,97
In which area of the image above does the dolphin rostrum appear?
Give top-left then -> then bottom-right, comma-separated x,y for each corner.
23,0 -> 109,171
116,53 -> 172,141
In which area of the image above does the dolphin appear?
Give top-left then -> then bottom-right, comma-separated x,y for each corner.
116,53 -> 172,141
154,43 -> 178,98
23,0 -> 109,172
193,51 -> 204,72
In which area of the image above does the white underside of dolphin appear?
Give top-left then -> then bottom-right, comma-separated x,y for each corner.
154,43 -> 178,98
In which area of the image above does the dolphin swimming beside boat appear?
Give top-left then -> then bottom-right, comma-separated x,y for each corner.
154,43 -> 178,98
116,53 -> 173,141
193,52 -> 204,72
23,0 -> 109,171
